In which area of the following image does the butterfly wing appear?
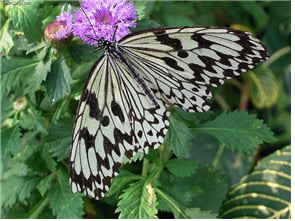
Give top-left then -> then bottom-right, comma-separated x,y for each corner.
118,26 -> 268,112
70,54 -> 169,199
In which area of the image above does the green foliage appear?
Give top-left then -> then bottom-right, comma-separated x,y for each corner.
247,66 -> 279,108
44,59 -> 73,102
1,57 -> 38,97
196,111 -> 276,153
116,179 -> 158,219
1,176 -> 42,208
47,170 -> 84,219
219,145 -> 291,219
167,113 -> 195,158
165,158 -> 198,177
7,4 -> 42,42
0,0 -> 289,219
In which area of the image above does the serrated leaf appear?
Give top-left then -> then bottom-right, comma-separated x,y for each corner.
116,179 -> 158,219
165,158 -> 198,177
1,125 -> 20,157
45,117 -> 72,161
37,173 -> 55,197
48,170 -> 84,219
19,108 -> 47,133
168,112 -> 195,158
219,145 -> 291,219
158,171 -> 202,207
1,57 -> 38,97
0,20 -> 14,55
107,170 -> 142,197
33,46 -> 53,85
1,176 -> 41,208
159,165 -> 227,212
156,188 -> 191,219
7,4 -> 41,42
247,66 -> 279,108
196,111 -> 275,153
122,151 -> 145,164
40,148 -> 57,172
44,59 -> 72,102
2,145 -> 35,180
184,208 -> 217,219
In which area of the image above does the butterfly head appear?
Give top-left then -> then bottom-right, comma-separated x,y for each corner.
97,37 -> 112,50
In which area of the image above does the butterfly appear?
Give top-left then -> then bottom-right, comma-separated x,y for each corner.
69,25 -> 269,199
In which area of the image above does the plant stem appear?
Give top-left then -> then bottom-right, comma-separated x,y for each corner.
28,196 -> 49,219
214,94 -> 231,111
212,143 -> 225,168
263,46 -> 291,68
141,158 -> 149,177
239,79 -> 250,110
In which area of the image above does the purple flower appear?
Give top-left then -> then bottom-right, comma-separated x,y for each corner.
55,5 -> 73,40
73,0 -> 138,45
44,5 -> 73,45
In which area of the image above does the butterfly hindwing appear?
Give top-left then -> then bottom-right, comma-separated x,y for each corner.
70,55 -> 169,199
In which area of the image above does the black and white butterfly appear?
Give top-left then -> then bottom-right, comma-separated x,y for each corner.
69,26 -> 268,199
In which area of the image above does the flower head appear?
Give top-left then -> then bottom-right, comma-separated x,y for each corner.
44,5 -> 73,45
73,0 -> 138,45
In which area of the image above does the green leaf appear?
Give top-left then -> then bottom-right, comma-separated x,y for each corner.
167,112 -> 195,158
189,133 -> 255,186
0,20 -> 14,55
7,4 -> 41,42
1,176 -> 41,208
1,125 -> 20,157
156,188 -> 193,219
19,108 -> 47,133
184,208 -> 217,219
2,161 -> 29,179
158,171 -> 202,207
247,66 -> 279,108
116,179 -> 158,219
45,117 -> 72,161
158,165 -> 227,212
122,151 -> 145,164
107,170 -> 142,197
1,57 -> 38,97
196,111 -> 276,153
165,158 -> 198,177
33,46 -> 53,85
44,59 -> 72,102
2,145 -> 35,180
37,174 -> 55,197
48,170 -> 84,219
40,148 -> 57,172
219,145 -> 291,219
134,1 -> 155,19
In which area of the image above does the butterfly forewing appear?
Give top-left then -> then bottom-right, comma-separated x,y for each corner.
70,26 -> 268,199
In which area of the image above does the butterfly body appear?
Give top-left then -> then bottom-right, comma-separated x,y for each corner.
70,26 -> 268,199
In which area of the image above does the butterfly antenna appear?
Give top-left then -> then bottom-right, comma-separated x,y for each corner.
80,5 -> 100,42
112,25 -> 119,42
